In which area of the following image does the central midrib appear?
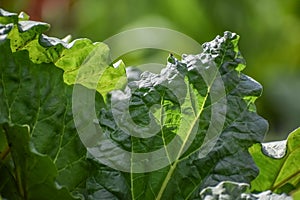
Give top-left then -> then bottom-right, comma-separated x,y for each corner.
155,84 -> 210,200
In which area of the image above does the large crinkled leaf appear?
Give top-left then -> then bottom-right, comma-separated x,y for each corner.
0,9 -> 127,199
200,181 -> 292,200
0,124 -> 77,200
0,38 -> 88,198
0,9 -> 114,199
250,127 -> 300,197
89,31 -> 268,199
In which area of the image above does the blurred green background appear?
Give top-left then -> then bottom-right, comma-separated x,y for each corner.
1,0 -> 299,141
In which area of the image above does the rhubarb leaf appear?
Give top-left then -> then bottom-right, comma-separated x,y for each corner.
0,9 -> 106,199
89,32 -> 269,199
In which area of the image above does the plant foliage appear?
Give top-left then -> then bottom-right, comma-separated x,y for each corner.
0,8 -> 298,200
250,128 -> 300,197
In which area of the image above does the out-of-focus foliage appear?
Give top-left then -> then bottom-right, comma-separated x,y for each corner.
2,0 -> 299,140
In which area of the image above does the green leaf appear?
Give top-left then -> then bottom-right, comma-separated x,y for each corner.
0,124 -> 77,200
90,31 -> 268,199
0,38 -> 88,198
250,127 -> 300,196
200,181 -> 292,200
1,9 -> 125,99
0,8 -> 128,199
0,9 -> 108,199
